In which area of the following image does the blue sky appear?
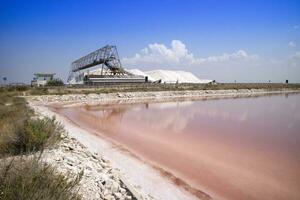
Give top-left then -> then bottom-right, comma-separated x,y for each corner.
0,0 -> 300,83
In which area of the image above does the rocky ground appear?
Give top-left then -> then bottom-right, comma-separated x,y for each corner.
42,131 -> 153,200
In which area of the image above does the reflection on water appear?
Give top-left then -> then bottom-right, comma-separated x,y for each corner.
57,93 -> 300,200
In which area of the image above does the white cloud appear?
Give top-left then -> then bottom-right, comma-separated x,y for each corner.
192,49 -> 258,65
289,52 -> 300,68
290,52 -> 300,59
293,25 -> 299,29
288,41 -> 296,47
122,40 -> 259,68
122,40 -> 300,82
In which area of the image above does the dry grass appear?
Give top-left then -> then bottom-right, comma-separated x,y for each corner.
0,156 -> 82,200
34,83 -> 300,95
1,83 -> 300,96
0,93 -> 63,157
0,91 -> 82,200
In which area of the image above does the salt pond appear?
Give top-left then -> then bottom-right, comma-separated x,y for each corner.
56,93 -> 300,200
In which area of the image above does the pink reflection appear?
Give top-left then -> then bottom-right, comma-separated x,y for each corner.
55,94 -> 300,200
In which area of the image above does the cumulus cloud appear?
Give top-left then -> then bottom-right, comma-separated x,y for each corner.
288,41 -> 296,47
192,49 -> 258,65
122,40 -> 300,82
122,40 -> 259,68
123,40 -> 194,66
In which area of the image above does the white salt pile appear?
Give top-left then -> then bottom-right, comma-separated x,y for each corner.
127,69 -> 212,83
68,67 -> 212,84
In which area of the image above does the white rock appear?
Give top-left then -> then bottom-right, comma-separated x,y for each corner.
111,180 -> 119,193
114,192 -> 122,199
119,188 -> 126,194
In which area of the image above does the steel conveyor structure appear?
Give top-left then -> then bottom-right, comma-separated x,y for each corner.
68,45 -> 146,84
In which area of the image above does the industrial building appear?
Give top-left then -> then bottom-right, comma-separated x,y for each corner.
31,73 -> 55,87
67,45 -> 146,85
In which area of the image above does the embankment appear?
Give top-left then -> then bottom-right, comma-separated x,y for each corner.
28,88 -> 300,105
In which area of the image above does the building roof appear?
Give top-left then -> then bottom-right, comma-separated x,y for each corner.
34,73 -> 55,77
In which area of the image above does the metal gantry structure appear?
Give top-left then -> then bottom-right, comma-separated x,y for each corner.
68,45 -> 146,84
71,45 -> 125,75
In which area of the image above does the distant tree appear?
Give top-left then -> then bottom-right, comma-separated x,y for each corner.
46,78 -> 64,86
3,77 -> 7,85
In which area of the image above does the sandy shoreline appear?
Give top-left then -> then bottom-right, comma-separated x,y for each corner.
28,89 -> 300,200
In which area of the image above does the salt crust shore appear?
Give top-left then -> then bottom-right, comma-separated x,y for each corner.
28,88 -> 300,106
42,133 -> 142,200
28,89 -> 300,200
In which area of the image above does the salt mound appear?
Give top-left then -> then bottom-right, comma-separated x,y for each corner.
127,69 -> 212,84
126,69 -> 152,79
69,68 -> 212,84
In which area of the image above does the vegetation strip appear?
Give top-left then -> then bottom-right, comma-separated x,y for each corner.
0,89 -> 150,200
1,83 -> 300,96
0,92 -> 82,200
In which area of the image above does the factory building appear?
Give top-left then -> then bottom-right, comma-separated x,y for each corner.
68,45 -> 146,85
31,73 -> 55,87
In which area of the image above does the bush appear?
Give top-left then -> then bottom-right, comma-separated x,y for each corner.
0,91 -> 82,200
0,97 -> 29,118
0,117 -> 63,156
46,79 -> 64,86
29,88 -> 49,95
0,94 -> 63,156
13,85 -> 29,92
0,156 -> 82,200
25,117 -> 63,150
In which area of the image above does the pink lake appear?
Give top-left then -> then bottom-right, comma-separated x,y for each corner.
55,93 -> 300,200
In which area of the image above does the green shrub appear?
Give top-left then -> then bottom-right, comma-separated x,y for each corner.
29,88 -> 49,95
14,85 -> 29,92
46,79 -> 64,86
0,156 -> 82,200
0,117 -> 63,156
0,95 -> 29,119
23,117 -> 64,151
0,94 -> 63,156
0,91 -> 82,200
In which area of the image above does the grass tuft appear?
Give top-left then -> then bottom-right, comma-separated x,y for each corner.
0,156 -> 82,200
0,116 -> 63,157
29,88 -> 49,95
0,93 -> 63,157
0,90 -> 82,200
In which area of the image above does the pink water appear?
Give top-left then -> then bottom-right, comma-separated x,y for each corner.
55,93 -> 300,200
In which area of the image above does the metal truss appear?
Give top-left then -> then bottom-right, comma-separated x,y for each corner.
71,45 -> 124,73
67,45 -> 144,83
